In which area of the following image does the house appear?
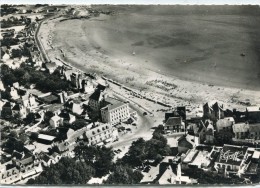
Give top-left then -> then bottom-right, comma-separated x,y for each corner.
64,99 -> 84,115
232,123 -> 250,139
82,79 -> 95,93
58,111 -> 76,124
84,123 -> 118,146
88,84 -> 106,111
182,146 -> 215,170
177,134 -> 196,154
1,102 -> 14,119
1,151 -> 43,184
70,72 -> 83,89
49,114 -> 63,128
141,156 -> 196,185
205,128 -> 215,144
2,53 -> 10,61
100,97 -> 130,125
187,120 -> 207,144
45,62 -> 58,74
10,87 -> 20,100
21,92 -> 38,110
40,153 -> 55,167
164,117 -> 185,133
11,103 -> 27,119
246,106 -> 260,123
216,118 -> 234,132
248,123 -> 260,140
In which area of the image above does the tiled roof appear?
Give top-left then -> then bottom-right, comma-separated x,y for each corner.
165,117 -> 182,126
89,90 -> 102,101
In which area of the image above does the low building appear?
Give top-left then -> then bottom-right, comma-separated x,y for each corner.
37,134 -> 56,144
177,134 -> 196,154
100,97 -> 130,125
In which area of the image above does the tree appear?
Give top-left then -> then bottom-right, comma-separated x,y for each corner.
215,130 -> 234,145
105,165 -> 143,184
44,111 -> 54,123
27,157 -> 95,184
24,112 -> 36,124
94,146 -> 114,177
71,119 -> 86,130
122,138 -> 147,167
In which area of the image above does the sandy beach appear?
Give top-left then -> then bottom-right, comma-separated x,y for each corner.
39,6 -> 260,111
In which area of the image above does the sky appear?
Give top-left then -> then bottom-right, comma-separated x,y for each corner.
2,0 -> 260,5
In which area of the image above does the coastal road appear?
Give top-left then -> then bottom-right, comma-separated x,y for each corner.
35,14 -> 156,150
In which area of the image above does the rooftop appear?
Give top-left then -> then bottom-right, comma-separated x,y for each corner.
246,106 -> 260,112
101,97 -> 126,111
232,123 -> 249,133
38,134 -> 56,141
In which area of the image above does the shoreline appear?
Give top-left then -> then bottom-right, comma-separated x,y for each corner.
38,15 -> 260,111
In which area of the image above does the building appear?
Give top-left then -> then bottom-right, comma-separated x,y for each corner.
88,84 -> 106,111
84,123 -> 118,146
214,145 -> 260,177
141,156 -> 196,184
100,97 -> 130,125
37,134 -> 56,144
11,103 -> 27,119
49,114 -> 63,128
246,106 -> 260,123
214,145 -> 247,173
216,118 -> 235,132
233,123 -> 250,139
248,123 -> 260,140
182,146 -> 216,170
203,102 -> 224,121
0,151 -> 42,184
177,135 -> 196,154
164,117 -> 185,133
64,98 -> 85,116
